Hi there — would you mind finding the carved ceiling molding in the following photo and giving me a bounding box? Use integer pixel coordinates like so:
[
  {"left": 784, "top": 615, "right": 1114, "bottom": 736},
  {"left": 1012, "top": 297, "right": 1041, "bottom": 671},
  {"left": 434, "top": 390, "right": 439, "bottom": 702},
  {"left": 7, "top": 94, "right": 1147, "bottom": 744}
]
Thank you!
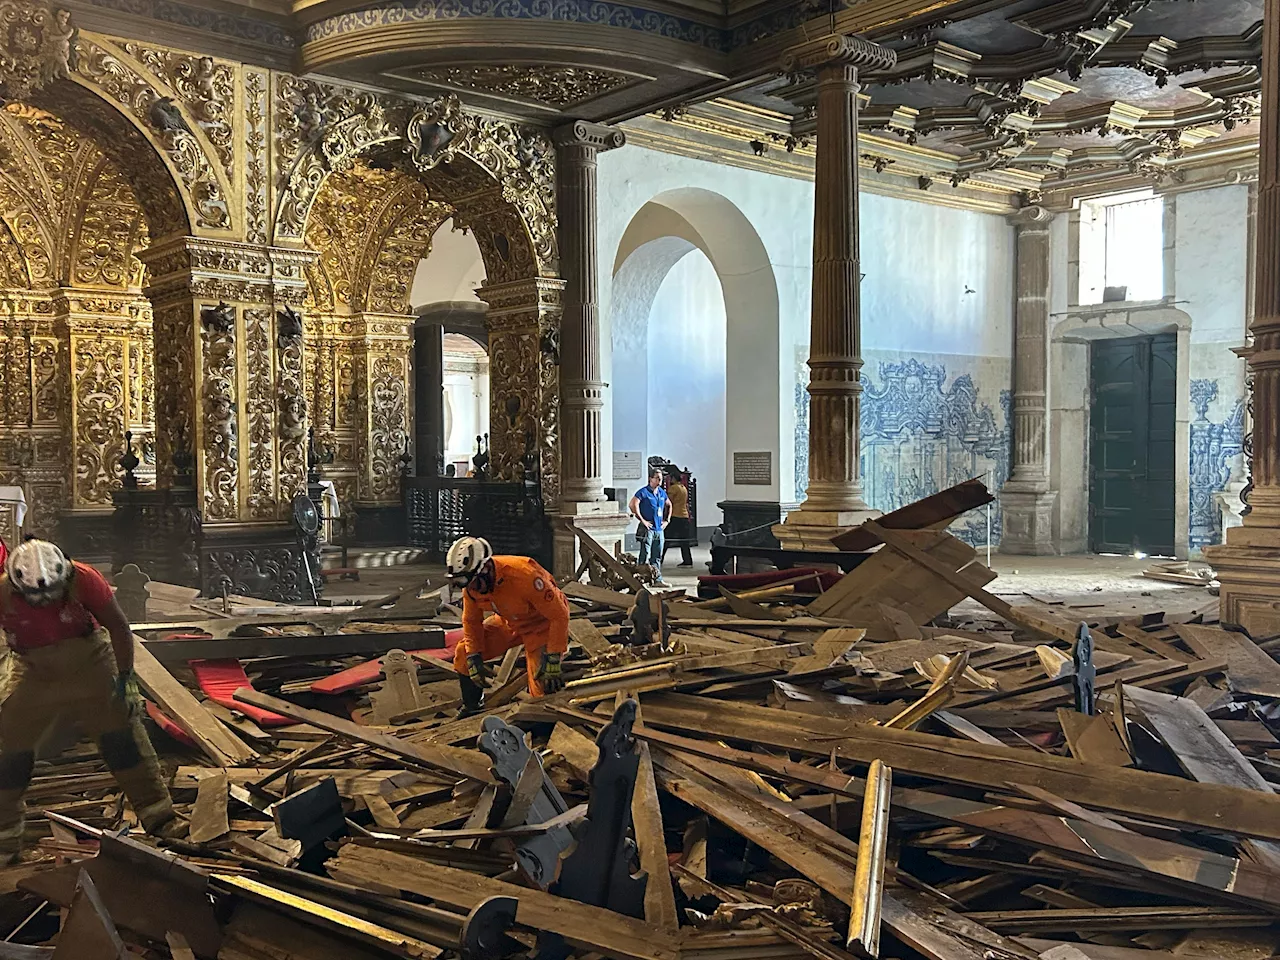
[{"left": 407, "top": 64, "right": 638, "bottom": 108}]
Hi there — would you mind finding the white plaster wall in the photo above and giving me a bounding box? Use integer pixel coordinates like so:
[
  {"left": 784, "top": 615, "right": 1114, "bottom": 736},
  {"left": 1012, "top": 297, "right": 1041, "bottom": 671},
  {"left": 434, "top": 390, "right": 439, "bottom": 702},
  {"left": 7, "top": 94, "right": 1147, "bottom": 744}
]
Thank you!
[
  {"left": 645, "top": 250, "right": 728, "bottom": 524},
  {"left": 599, "top": 145, "right": 813, "bottom": 507},
  {"left": 1046, "top": 185, "right": 1251, "bottom": 556},
  {"left": 410, "top": 218, "right": 486, "bottom": 307}
]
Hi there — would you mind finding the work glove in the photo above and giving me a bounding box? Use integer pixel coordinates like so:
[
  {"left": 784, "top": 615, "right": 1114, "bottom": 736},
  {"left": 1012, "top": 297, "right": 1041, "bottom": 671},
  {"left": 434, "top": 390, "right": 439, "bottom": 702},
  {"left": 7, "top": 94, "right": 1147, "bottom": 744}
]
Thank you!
[
  {"left": 466, "top": 653, "right": 493, "bottom": 689},
  {"left": 112, "top": 668, "right": 141, "bottom": 718},
  {"left": 537, "top": 651, "right": 564, "bottom": 695}
]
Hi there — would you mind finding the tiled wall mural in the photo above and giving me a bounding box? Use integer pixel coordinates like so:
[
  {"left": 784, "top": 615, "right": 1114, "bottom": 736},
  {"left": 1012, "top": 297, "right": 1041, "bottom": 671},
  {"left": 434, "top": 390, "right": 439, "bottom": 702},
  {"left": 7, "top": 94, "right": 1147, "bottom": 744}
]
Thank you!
[
  {"left": 794, "top": 355, "right": 1011, "bottom": 547},
  {"left": 1189, "top": 378, "right": 1244, "bottom": 553}
]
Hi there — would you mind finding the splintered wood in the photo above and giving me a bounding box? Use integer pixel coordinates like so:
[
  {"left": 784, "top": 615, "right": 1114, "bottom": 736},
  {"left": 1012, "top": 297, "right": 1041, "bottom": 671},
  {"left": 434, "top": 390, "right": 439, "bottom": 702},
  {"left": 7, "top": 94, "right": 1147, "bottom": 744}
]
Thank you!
[{"left": 4, "top": 479, "right": 1278, "bottom": 960}]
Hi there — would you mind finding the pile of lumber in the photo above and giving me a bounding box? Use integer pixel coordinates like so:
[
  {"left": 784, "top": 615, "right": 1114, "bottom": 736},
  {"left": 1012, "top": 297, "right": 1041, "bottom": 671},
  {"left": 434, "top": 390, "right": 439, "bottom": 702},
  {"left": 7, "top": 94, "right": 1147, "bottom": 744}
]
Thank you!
[{"left": 2, "top": 485, "right": 1279, "bottom": 960}]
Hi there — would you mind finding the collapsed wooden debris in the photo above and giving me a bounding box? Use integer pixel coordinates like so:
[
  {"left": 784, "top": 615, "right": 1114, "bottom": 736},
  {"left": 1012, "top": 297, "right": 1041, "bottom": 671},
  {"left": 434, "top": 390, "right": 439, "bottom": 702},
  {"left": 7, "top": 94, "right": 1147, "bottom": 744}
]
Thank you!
[{"left": 0, "top": 479, "right": 1278, "bottom": 959}]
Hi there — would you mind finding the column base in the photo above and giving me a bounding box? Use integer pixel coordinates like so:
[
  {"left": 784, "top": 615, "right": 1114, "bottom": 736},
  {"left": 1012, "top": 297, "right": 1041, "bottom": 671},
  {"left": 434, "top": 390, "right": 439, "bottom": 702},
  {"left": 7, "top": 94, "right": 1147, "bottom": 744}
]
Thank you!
[
  {"left": 1204, "top": 526, "right": 1280, "bottom": 638},
  {"left": 772, "top": 505, "right": 882, "bottom": 552},
  {"left": 999, "top": 488, "right": 1058, "bottom": 555},
  {"left": 554, "top": 500, "right": 631, "bottom": 577}
]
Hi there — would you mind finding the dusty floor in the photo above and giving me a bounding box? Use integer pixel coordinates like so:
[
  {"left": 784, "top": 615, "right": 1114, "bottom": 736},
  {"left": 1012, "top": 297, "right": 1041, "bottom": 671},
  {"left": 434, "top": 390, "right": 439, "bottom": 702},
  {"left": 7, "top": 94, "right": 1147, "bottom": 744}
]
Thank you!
[{"left": 323, "top": 544, "right": 1217, "bottom": 620}]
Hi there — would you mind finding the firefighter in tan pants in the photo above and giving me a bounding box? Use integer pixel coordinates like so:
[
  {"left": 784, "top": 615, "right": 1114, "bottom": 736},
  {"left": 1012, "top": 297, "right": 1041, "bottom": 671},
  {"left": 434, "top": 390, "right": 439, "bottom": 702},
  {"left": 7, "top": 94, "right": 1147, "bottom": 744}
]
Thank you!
[{"left": 0, "top": 538, "right": 181, "bottom": 861}]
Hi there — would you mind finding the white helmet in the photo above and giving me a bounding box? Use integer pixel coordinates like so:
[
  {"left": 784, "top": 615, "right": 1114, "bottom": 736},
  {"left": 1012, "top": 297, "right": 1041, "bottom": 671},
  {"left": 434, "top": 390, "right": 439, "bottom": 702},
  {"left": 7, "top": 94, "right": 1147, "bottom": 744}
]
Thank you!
[
  {"left": 446, "top": 536, "right": 493, "bottom": 585},
  {"left": 6, "top": 538, "right": 72, "bottom": 607}
]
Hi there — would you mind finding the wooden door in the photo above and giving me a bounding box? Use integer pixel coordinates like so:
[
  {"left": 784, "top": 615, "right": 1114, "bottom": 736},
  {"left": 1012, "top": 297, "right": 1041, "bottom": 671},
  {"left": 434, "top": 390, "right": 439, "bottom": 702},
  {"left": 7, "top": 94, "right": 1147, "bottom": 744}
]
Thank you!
[{"left": 1089, "top": 333, "right": 1177, "bottom": 555}]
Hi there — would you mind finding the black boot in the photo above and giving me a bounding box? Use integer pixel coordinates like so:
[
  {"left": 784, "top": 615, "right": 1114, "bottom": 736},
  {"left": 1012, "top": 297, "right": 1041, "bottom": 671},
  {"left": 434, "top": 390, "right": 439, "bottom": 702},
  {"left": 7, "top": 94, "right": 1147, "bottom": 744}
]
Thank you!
[{"left": 456, "top": 674, "right": 486, "bottom": 718}]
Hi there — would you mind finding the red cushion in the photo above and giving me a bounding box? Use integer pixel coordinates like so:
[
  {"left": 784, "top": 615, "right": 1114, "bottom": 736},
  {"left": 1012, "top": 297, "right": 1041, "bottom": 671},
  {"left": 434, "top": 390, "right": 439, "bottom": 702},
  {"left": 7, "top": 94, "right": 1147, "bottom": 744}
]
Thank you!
[
  {"left": 189, "top": 659, "right": 292, "bottom": 726},
  {"left": 145, "top": 700, "right": 197, "bottom": 748},
  {"left": 310, "top": 628, "right": 464, "bottom": 695}
]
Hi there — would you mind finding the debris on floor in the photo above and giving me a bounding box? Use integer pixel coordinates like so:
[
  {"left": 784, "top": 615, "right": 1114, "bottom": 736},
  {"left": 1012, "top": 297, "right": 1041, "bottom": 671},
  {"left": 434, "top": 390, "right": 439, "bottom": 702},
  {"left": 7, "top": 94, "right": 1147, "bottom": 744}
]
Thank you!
[{"left": 1, "top": 480, "right": 1277, "bottom": 960}]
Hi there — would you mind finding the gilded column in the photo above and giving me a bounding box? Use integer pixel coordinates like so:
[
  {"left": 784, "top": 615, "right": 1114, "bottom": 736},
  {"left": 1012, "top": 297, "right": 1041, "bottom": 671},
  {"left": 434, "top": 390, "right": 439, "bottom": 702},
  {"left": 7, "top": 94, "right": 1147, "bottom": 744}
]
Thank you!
[
  {"left": 775, "top": 35, "right": 897, "bottom": 551},
  {"left": 351, "top": 313, "right": 413, "bottom": 545},
  {"left": 1000, "top": 206, "right": 1058, "bottom": 554},
  {"left": 554, "top": 120, "right": 625, "bottom": 504},
  {"left": 1206, "top": 0, "right": 1280, "bottom": 636}
]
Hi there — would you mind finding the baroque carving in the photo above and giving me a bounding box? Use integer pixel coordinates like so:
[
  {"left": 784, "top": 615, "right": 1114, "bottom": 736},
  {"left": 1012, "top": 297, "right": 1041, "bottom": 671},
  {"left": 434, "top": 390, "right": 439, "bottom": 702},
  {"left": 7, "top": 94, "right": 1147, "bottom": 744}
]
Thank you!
[
  {"left": 277, "top": 322, "right": 306, "bottom": 505},
  {"left": 0, "top": 2, "right": 75, "bottom": 99},
  {"left": 243, "top": 308, "right": 276, "bottom": 520},
  {"left": 201, "top": 309, "right": 237, "bottom": 519},
  {"left": 410, "top": 65, "right": 634, "bottom": 108},
  {"left": 71, "top": 334, "right": 126, "bottom": 506},
  {"left": 125, "top": 45, "right": 236, "bottom": 186},
  {"left": 244, "top": 69, "right": 268, "bottom": 245},
  {"left": 75, "top": 36, "right": 228, "bottom": 229}
]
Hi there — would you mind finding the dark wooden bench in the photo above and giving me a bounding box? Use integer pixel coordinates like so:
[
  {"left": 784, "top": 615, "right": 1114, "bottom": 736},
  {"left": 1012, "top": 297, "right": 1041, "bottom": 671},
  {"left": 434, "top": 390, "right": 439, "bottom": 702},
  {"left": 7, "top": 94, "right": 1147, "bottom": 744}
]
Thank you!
[{"left": 709, "top": 544, "right": 870, "bottom": 576}]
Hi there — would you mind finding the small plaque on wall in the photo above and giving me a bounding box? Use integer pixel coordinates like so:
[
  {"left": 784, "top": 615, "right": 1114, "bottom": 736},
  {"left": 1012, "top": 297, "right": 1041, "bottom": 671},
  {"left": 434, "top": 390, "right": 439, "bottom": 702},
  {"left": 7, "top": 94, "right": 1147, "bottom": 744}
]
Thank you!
[
  {"left": 733, "top": 452, "right": 772, "bottom": 485},
  {"left": 614, "top": 450, "right": 643, "bottom": 481}
]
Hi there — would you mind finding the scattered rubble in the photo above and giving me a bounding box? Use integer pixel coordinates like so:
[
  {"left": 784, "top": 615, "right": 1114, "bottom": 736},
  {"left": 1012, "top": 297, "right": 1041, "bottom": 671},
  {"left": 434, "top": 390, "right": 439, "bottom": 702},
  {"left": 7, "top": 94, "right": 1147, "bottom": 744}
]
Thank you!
[{"left": 1, "top": 480, "right": 1277, "bottom": 960}]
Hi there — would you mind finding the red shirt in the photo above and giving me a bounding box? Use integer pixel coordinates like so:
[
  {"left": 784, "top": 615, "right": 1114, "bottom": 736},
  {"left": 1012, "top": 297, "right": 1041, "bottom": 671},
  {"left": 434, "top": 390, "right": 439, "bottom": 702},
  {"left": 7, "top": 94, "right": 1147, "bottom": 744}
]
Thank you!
[{"left": 0, "top": 562, "right": 115, "bottom": 652}]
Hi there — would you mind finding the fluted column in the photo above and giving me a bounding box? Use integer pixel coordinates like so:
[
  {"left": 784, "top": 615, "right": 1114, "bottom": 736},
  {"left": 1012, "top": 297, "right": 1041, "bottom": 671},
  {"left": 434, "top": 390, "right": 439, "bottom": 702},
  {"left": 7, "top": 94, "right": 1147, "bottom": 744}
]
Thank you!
[
  {"left": 555, "top": 120, "right": 625, "bottom": 504},
  {"left": 1000, "top": 205, "right": 1058, "bottom": 554},
  {"left": 774, "top": 35, "right": 897, "bottom": 550},
  {"left": 1205, "top": 0, "right": 1280, "bottom": 636},
  {"left": 551, "top": 120, "right": 631, "bottom": 575}
]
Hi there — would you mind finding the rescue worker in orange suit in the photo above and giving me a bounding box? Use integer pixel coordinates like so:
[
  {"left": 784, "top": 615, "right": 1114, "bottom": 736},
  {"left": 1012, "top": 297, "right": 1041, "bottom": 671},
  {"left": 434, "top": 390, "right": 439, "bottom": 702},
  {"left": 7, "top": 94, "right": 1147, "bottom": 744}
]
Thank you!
[
  {"left": 0, "top": 538, "right": 182, "bottom": 862},
  {"left": 446, "top": 537, "right": 568, "bottom": 716}
]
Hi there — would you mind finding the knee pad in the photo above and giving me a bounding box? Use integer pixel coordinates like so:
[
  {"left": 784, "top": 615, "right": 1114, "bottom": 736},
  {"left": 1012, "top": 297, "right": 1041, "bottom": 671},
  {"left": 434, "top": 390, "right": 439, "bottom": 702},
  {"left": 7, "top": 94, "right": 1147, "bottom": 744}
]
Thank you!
[
  {"left": 98, "top": 728, "right": 142, "bottom": 771},
  {"left": 0, "top": 751, "right": 34, "bottom": 791}
]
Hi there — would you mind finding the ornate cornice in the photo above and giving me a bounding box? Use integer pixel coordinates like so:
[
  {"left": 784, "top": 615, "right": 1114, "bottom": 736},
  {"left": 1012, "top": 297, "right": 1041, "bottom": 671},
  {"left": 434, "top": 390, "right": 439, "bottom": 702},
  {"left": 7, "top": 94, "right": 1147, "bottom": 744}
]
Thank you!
[
  {"left": 553, "top": 120, "right": 626, "bottom": 152},
  {"left": 781, "top": 34, "right": 898, "bottom": 74}
]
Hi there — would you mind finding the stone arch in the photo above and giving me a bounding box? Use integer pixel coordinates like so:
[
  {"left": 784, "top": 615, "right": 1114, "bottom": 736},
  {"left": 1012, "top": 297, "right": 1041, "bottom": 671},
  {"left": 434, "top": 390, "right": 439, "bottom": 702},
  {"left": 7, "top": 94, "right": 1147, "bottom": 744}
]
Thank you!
[{"left": 610, "top": 187, "right": 781, "bottom": 518}]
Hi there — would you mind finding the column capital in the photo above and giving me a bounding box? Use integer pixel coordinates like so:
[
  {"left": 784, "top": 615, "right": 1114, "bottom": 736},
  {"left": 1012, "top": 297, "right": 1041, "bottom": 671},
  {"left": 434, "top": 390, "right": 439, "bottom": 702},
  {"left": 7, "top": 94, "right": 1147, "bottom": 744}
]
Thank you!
[
  {"left": 781, "top": 34, "right": 897, "bottom": 74},
  {"left": 1008, "top": 204, "right": 1054, "bottom": 229},
  {"left": 552, "top": 120, "right": 626, "bottom": 153}
]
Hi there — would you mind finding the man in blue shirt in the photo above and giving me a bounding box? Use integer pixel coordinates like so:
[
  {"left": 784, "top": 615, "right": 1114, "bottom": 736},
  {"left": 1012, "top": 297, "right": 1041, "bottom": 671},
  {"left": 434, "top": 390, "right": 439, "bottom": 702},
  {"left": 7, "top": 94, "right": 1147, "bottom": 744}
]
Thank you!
[{"left": 630, "top": 468, "right": 672, "bottom": 584}]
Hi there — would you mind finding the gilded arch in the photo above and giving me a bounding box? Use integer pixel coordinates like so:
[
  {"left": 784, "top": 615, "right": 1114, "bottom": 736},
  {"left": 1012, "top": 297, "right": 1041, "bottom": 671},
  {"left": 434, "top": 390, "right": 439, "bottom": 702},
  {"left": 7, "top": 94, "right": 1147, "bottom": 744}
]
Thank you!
[{"left": 277, "top": 83, "right": 565, "bottom": 506}]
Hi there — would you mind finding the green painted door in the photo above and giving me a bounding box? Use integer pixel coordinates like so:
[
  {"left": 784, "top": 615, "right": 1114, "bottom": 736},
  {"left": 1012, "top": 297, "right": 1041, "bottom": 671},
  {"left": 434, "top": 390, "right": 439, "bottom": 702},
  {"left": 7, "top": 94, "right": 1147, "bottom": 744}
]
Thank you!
[{"left": 1089, "top": 333, "right": 1177, "bottom": 556}]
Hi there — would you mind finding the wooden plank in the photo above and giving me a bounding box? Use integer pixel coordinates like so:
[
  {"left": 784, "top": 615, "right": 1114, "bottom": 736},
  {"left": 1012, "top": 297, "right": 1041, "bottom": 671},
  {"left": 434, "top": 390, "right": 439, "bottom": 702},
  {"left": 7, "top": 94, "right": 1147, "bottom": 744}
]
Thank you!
[
  {"left": 628, "top": 724, "right": 1280, "bottom": 913},
  {"left": 1057, "top": 710, "right": 1133, "bottom": 767},
  {"left": 569, "top": 618, "right": 613, "bottom": 657},
  {"left": 861, "top": 521, "right": 1077, "bottom": 643},
  {"left": 632, "top": 742, "right": 678, "bottom": 932},
  {"left": 132, "top": 637, "right": 256, "bottom": 766},
  {"left": 830, "top": 478, "right": 994, "bottom": 552},
  {"left": 1123, "top": 684, "right": 1280, "bottom": 872},
  {"left": 189, "top": 771, "right": 230, "bottom": 844},
  {"left": 327, "top": 844, "right": 680, "bottom": 960},
  {"left": 649, "top": 750, "right": 1032, "bottom": 960},
  {"left": 562, "top": 520, "right": 645, "bottom": 593},
  {"left": 233, "top": 688, "right": 493, "bottom": 784},
  {"left": 1175, "top": 625, "right": 1280, "bottom": 698},
  {"left": 636, "top": 693, "right": 1280, "bottom": 842},
  {"left": 563, "top": 582, "right": 636, "bottom": 612},
  {"left": 1115, "top": 623, "right": 1196, "bottom": 664}
]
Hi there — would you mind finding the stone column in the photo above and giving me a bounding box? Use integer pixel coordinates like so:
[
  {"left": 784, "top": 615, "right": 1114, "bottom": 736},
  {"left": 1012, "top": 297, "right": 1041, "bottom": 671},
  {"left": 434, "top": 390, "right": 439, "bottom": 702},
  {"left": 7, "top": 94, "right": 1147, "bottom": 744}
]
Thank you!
[
  {"left": 999, "top": 206, "right": 1059, "bottom": 554},
  {"left": 550, "top": 121, "right": 631, "bottom": 573},
  {"left": 1205, "top": 0, "right": 1280, "bottom": 636},
  {"left": 554, "top": 121, "right": 625, "bottom": 504},
  {"left": 414, "top": 320, "right": 445, "bottom": 477},
  {"left": 774, "top": 35, "right": 897, "bottom": 551}
]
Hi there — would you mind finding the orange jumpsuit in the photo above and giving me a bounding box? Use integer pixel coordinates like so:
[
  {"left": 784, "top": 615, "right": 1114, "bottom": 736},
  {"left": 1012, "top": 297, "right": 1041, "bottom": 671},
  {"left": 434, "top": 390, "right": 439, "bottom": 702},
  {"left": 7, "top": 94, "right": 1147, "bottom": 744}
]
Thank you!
[{"left": 452, "top": 556, "right": 569, "bottom": 696}]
